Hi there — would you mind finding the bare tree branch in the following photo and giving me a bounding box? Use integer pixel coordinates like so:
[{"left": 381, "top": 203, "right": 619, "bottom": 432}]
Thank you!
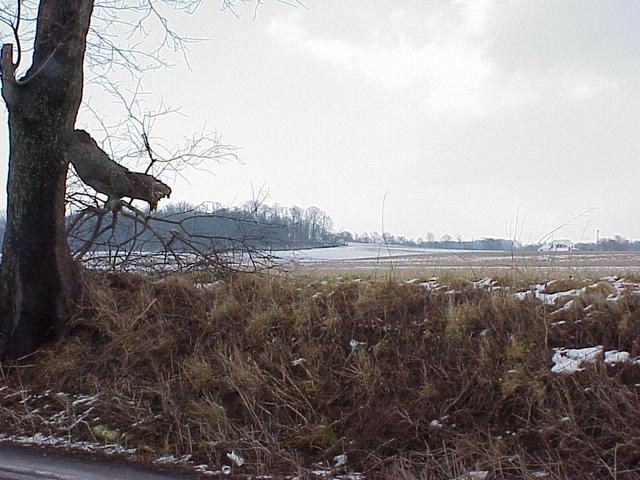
[{"left": 1, "top": 0, "right": 304, "bottom": 275}]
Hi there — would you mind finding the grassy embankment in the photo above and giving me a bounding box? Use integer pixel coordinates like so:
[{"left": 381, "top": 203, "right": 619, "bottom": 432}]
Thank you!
[{"left": 0, "top": 270, "right": 639, "bottom": 479}]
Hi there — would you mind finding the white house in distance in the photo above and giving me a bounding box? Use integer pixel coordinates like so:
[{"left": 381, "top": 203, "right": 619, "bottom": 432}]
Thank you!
[{"left": 538, "top": 239, "right": 577, "bottom": 252}]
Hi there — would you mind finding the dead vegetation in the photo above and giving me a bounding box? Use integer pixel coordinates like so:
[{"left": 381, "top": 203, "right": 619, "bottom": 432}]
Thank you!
[{"left": 0, "top": 271, "right": 639, "bottom": 479}]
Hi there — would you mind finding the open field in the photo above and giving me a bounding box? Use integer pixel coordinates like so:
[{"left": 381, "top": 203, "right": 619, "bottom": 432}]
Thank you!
[
  {"left": 79, "top": 244, "right": 640, "bottom": 280},
  {"left": 279, "top": 244, "right": 640, "bottom": 279}
]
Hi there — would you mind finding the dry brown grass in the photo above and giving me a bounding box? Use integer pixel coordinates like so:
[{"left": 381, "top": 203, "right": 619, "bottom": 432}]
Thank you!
[{"left": 0, "top": 271, "right": 639, "bottom": 479}]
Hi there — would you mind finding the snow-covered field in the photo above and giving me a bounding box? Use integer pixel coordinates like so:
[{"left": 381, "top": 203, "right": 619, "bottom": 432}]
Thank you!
[
  {"left": 274, "top": 243, "right": 640, "bottom": 273},
  {"left": 273, "top": 243, "right": 477, "bottom": 262},
  {"left": 80, "top": 243, "right": 640, "bottom": 275}
]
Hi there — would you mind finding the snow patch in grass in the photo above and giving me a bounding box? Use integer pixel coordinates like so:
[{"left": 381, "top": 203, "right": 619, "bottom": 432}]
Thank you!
[
  {"left": 292, "top": 357, "right": 306, "bottom": 366},
  {"left": 70, "top": 393, "right": 99, "bottom": 407},
  {"left": 537, "top": 288, "right": 583, "bottom": 305},
  {"left": 550, "top": 320, "right": 566, "bottom": 327},
  {"left": 472, "top": 278, "right": 495, "bottom": 289},
  {"left": 551, "top": 346, "right": 603, "bottom": 374},
  {"left": 419, "top": 280, "right": 440, "bottom": 291},
  {"left": 550, "top": 347, "right": 633, "bottom": 373},
  {"left": 429, "top": 419, "right": 443, "bottom": 429},
  {"left": 604, "top": 350, "right": 630, "bottom": 364},
  {"left": 531, "top": 471, "right": 550, "bottom": 478},
  {"left": 155, "top": 454, "right": 192, "bottom": 464},
  {"left": 0, "top": 432, "right": 136, "bottom": 455},
  {"left": 227, "top": 450, "right": 245, "bottom": 466},
  {"left": 195, "top": 280, "right": 223, "bottom": 289},
  {"left": 607, "top": 293, "right": 622, "bottom": 302},
  {"left": 333, "top": 453, "right": 348, "bottom": 467},
  {"left": 452, "top": 471, "right": 489, "bottom": 480}
]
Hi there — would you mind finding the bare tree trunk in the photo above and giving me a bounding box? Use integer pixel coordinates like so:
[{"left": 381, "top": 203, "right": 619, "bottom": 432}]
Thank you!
[{"left": 0, "top": 0, "right": 94, "bottom": 359}]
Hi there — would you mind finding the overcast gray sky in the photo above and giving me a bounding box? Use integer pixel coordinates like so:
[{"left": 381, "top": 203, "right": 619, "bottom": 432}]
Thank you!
[{"left": 2, "top": 0, "right": 640, "bottom": 243}]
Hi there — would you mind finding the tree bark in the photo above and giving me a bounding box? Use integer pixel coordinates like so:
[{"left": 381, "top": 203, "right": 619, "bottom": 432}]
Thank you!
[
  {"left": 69, "top": 130, "right": 171, "bottom": 211},
  {"left": 0, "top": 0, "right": 94, "bottom": 359}
]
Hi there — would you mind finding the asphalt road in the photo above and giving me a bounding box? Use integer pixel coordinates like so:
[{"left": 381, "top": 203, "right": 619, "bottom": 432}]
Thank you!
[{"left": 0, "top": 445, "right": 195, "bottom": 480}]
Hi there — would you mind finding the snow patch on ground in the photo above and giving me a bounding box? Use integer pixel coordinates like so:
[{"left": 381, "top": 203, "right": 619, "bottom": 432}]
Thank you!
[
  {"left": 604, "top": 350, "right": 631, "bottom": 364},
  {"left": 514, "top": 276, "right": 640, "bottom": 308},
  {"left": 551, "top": 346, "right": 633, "bottom": 374},
  {"left": 551, "top": 346, "right": 603, "bottom": 374},
  {"left": 452, "top": 471, "right": 489, "bottom": 480},
  {"left": 419, "top": 279, "right": 440, "bottom": 291},
  {"left": 333, "top": 453, "right": 348, "bottom": 467},
  {"left": 0, "top": 432, "right": 136, "bottom": 455},
  {"left": 227, "top": 450, "right": 245, "bottom": 466},
  {"left": 514, "top": 283, "right": 584, "bottom": 304},
  {"left": 472, "top": 278, "right": 496, "bottom": 289}
]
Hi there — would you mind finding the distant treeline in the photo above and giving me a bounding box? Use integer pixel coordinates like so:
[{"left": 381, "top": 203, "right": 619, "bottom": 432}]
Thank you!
[
  {"left": 335, "top": 231, "right": 520, "bottom": 251},
  {"left": 0, "top": 203, "right": 341, "bottom": 252},
  {"left": 336, "top": 231, "right": 640, "bottom": 252},
  {"left": 65, "top": 202, "right": 343, "bottom": 252},
  {"left": 577, "top": 236, "right": 640, "bottom": 252},
  {"left": 0, "top": 206, "right": 637, "bottom": 252}
]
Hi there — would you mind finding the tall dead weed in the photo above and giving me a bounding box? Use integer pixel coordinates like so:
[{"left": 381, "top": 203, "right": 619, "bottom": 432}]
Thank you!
[{"left": 0, "top": 271, "right": 639, "bottom": 479}]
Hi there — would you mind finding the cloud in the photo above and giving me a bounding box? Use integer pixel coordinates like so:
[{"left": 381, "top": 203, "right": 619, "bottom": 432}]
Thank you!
[
  {"left": 267, "top": 3, "right": 623, "bottom": 116},
  {"left": 267, "top": 17, "right": 356, "bottom": 65},
  {"left": 268, "top": 13, "right": 493, "bottom": 114},
  {"left": 457, "top": 0, "right": 491, "bottom": 35}
]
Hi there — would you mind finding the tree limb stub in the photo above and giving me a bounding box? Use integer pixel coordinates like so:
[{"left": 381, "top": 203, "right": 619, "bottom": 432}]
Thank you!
[
  {"left": 0, "top": 44, "right": 16, "bottom": 80},
  {"left": 68, "top": 130, "right": 171, "bottom": 211},
  {"left": 0, "top": 44, "right": 18, "bottom": 104}
]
